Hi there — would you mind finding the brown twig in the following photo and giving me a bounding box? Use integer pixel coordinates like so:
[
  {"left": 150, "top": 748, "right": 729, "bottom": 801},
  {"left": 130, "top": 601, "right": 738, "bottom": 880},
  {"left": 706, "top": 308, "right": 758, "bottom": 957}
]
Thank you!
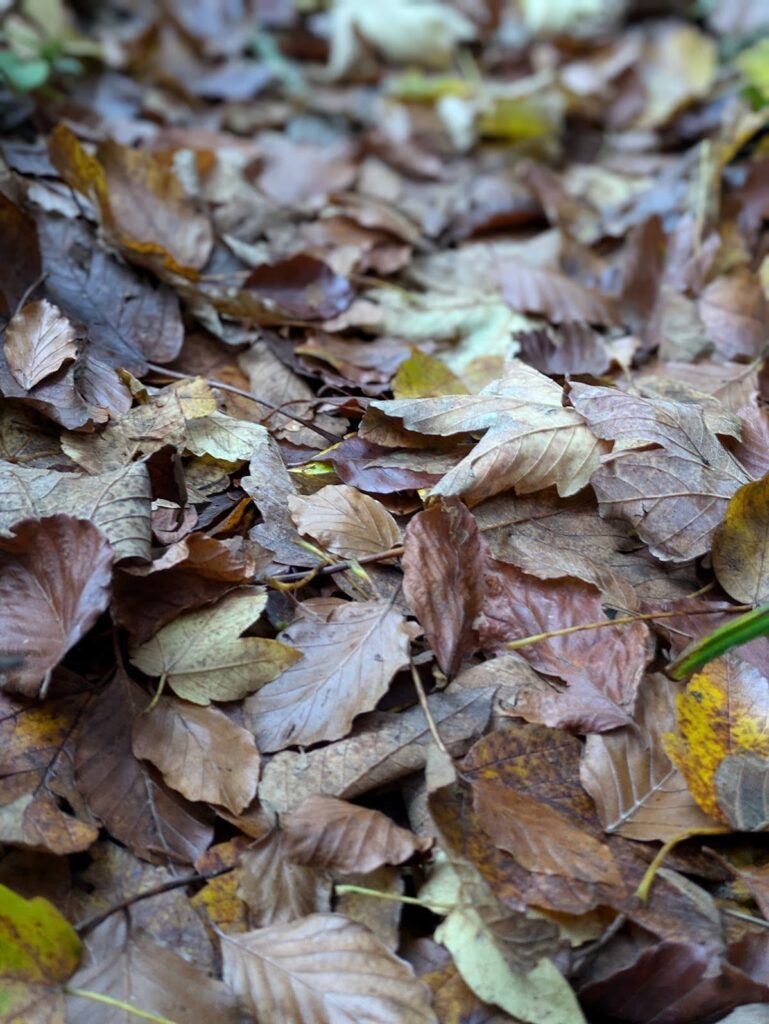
[
  {"left": 75, "top": 867, "right": 231, "bottom": 937},
  {"left": 145, "top": 362, "right": 341, "bottom": 444},
  {"left": 410, "top": 658, "right": 450, "bottom": 758},
  {"left": 264, "top": 545, "right": 405, "bottom": 585}
]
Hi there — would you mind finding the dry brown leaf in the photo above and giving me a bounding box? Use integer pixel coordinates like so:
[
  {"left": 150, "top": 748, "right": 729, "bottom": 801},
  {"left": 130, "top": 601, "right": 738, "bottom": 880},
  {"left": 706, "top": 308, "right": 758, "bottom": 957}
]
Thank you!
[
  {"left": 580, "top": 673, "right": 716, "bottom": 841},
  {"left": 570, "top": 383, "right": 749, "bottom": 560},
  {"left": 478, "top": 559, "right": 648, "bottom": 729},
  {"left": 75, "top": 670, "right": 214, "bottom": 865},
  {"left": 402, "top": 498, "right": 486, "bottom": 677},
  {"left": 237, "top": 829, "right": 332, "bottom": 927},
  {"left": 4, "top": 300, "right": 78, "bottom": 391},
  {"left": 698, "top": 267, "right": 769, "bottom": 360},
  {"left": 0, "top": 683, "right": 99, "bottom": 855},
  {"left": 259, "top": 688, "right": 496, "bottom": 814},
  {"left": 735, "top": 404, "right": 769, "bottom": 480},
  {"left": 475, "top": 491, "right": 695, "bottom": 609},
  {"left": 368, "top": 362, "right": 607, "bottom": 505},
  {"left": 67, "top": 930, "right": 238, "bottom": 1024},
  {"left": 245, "top": 598, "right": 417, "bottom": 752},
  {"left": 221, "top": 913, "right": 437, "bottom": 1024},
  {"left": 282, "top": 795, "right": 432, "bottom": 874},
  {"left": 497, "top": 260, "right": 618, "bottom": 325},
  {"left": 131, "top": 697, "right": 260, "bottom": 815},
  {"left": 0, "top": 516, "right": 112, "bottom": 697},
  {"left": 113, "top": 534, "right": 262, "bottom": 645},
  {"left": 288, "top": 484, "right": 401, "bottom": 559},
  {"left": 0, "top": 461, "right": 152, "bottom": 562},
  {"left": 472, "top": 778, "right": 623, "bottom": 886}
]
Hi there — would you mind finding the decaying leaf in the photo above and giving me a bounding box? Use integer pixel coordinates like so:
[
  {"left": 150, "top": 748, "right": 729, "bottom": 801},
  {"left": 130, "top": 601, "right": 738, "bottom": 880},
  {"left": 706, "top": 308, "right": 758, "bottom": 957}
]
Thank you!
[
  {"left": 282, "top": 795, "right": 432, "bottom": 874},
  {"left": 237, "top": 829, "right": 332, "bottom": 928},
  {"left": 245, "top": 598, "right": 417, "bottom": 752},
  {"left": 129, "top": 589, "right": 300, "bottom": 705},
  {"left": 0, "top": 516, "right": 112, "bottom": 697},
  {"left": 288, "top": 484, "right": 401, "bottom": 559},
  {"left": 4, "top": 299, "right": 78, "bottom": 391},
  {"left": 712, "top": 476, "right": 769, "bottom": 604},
  {"left": 665, "top": 654, "right": 769, "bottom": 823},
  {"left": 132, "top": 697, "right": 261, "bottom": 814},
  {"left": 221, "top": 913, "right": 438, "bottom": 1024},
  {"left": 0, "top": 883, "right": 82, "bottom": 1023},
  {"left": 402, "top": 498, "right": 486, "bottom": 676}
]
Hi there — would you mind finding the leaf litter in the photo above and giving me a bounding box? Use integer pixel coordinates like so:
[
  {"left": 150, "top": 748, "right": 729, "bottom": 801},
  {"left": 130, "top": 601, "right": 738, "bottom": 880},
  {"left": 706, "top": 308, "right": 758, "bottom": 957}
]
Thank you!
[{"left": 4, "top": 1, "right": 769, "bottom": 1022}]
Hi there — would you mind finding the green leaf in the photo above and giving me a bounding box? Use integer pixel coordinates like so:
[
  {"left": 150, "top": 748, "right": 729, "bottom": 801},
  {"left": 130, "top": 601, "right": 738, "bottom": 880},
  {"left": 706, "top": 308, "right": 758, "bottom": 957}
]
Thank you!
[
  {"left": 0, "top": 51, "right": 50, "bottom": 91},
  {"left": 668, "top": 604, "right": 769, "bottom": 680},
  {"left": 0, "top": 883, "right": 81, "bottom": 1020}
]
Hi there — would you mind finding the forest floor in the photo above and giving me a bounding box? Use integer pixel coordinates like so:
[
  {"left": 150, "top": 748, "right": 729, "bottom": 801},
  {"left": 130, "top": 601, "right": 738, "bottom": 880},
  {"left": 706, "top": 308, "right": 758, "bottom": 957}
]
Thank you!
[{"left": 3, "top": 1, "right": 769, "bottom": 1022}]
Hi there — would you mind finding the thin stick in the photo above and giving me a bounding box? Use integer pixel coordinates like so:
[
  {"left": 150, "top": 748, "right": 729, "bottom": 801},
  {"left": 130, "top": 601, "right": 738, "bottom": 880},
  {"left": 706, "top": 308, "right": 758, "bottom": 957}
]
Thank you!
[
  {"left": 410, "top": 659, "right": 450, "bottom": 758},
  {"left": 265, "top": 545, "right": 405, "bottom": 585},
  {"left": 145, "top": 362, "right": 341, "bottom": 444},
  {"left": 506, "top": 605, "right": 751, "bottom": 651},
  {"left": 64, "top": 988, "right": 179, "bottom": 1024},
  {"left": 76, "top": 867, "right": 230, "bottom": 937}
]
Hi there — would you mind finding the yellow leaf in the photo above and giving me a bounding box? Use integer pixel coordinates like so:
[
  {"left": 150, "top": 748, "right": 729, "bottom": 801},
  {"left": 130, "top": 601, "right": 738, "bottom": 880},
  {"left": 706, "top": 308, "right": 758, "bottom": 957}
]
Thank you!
[
  {"left": 392, "top": 349, "right": 469, "bottom": 400},
  {"left": 713, "top": 476, "right": 769, "bottom": 604},
  {"left": 664, "top": 654, "right": 769, "bottom": 822}
]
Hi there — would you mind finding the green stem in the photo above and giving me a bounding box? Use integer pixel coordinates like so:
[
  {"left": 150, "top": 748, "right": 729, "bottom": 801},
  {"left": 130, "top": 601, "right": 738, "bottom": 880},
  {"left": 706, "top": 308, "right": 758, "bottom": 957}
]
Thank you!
[
  {"left": 64, "top": 987, "right": 179, "bottom": 1024},
  {"left": 335, "top": 883, "right": 450, "bottom": 913}
]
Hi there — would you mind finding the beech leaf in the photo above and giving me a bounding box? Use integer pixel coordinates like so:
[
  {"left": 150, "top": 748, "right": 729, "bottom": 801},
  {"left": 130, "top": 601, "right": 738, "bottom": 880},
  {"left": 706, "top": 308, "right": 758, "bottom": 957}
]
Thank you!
[
  {"left": 245, "top": 598, "right": 417, "bottom": 752},
  {"left": 4, "top": 299, "right": 78, "bottom": 391},
  {"left": 0, "top": 516, "right": 112, "bottom": 697},
  {"left": 129, "top": 589, "right": 300, "bottom": 705},
  {"left": 221, "top": 913, "right": 438, "bottom": 1024},
  {"left": 288, "top": 484, "right": 401, "bottom": 559}
]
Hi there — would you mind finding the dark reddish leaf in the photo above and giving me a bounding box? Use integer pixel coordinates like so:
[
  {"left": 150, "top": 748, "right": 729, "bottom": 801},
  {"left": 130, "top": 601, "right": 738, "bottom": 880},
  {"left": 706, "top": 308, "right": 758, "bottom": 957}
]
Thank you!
[
  {"left": 244, "top": 255, "right": 354, "bottom": 321},
  {"left": 0, "top": 516, "right": 112, "bottom": 697},
  {"left": 402, "top": 499, "right": 486, "bottom": 677}
]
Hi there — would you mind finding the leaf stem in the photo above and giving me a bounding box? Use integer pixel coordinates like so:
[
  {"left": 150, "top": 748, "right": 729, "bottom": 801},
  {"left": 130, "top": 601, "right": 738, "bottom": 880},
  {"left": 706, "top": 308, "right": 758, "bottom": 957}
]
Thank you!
[
  {"left": 635, "top": 826, "right": 731, "bottom": 902},
  {"left": 64, "top": 987, "right": 180, "bottom": 1024},
  {"left": 335, "top": 883, "right": 450, "bottom": 913},
  {"left": 506, "top": 605, "right": 751, "bottom": 651},
  {"left": 265, "top": 545, "right": 404, "bottom": 585}
]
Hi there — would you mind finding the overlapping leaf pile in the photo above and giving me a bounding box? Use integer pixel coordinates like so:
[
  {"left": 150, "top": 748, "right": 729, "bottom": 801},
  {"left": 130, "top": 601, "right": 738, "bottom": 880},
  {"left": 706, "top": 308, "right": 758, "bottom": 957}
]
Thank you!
[{"left": 4, "top": 1, "right": 769, "bottom": 1022}]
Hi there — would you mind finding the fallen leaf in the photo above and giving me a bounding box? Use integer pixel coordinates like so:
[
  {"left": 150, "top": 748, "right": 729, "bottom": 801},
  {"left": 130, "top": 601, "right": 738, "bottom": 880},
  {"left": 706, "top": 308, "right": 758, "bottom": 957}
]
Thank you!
[
  {"left": 129, "top": 589, "right": 300, "bottom": 705},
  {"left": 698, "top": 267, "right": 769, "bottom": 360},
  {"left": 237, "top": 829, "right": 332, "bottom": 928},
  {"left": 37, "top": 214, "right": 184, "bottom": 375},
  {"left": 66, "top": 930, "right": 238, "bottom": 1024},
  {"left": 473, "top": 777, "right": 622, "bottom": 887},
  {"left": 665, "top": 654, "right": 769, "bottom": 823},
  {"left": 497, "top": 261, "right": 618, "bottom": 325},
  {"left": 636, "top": 22, "right": 717, "bottom": 129},
  {"left": 0, "top": 516, "right": 112, "bottom": 697},
  {"left": 712, "top": 476, "right": 769, "bottom": 604},
  {"left": 132, "top": 697, "right": 261, "bottom": 815},
  {"left": 580, "top": 673, "right": 717, "bottom": 841},
  {"left": 184, "top": 410, "right": 269, "bottom": 463},
  {"left": 74, "top": 670, "right": 214, "bottom": 865},
  {"left": 402, "top": 498, "right": 486, "bottom": 676},
  {"left": 392, "top": 348, "right": 469, "bottom": 399},
  {"left": 49, "top": 125, "right": 214, "bottom": 274},
  {"left": 0, "top": 193, "right": 42, "bottom": 320},
  {"left": 288, "top": 484, "right": 402, "bottom": 559},
  {"left": 244, "top": 255, "right": 354, "bottom": 320},
  {"left": 282, "top": 795, "right": 432, "bottom": 873},
  {"left": 419, "top": 854, "right": 585, "bottom": 1024},
  {"left": 368, "top": 362, "right": 607, "bottom": 504},
  {"left": 259, "top": 688, "right": 496, "bottom": 814},
  {"left": 245, "top": 598, "right": 416, "bottom": 752},
  {"left": 4, "top": 299, "right": 78, "bottom": 391},
  {"left": 0, "top": 461, "right": 152, "bottom": 562},
  {"left": 715, "top": 751, "right": 769, "bottom": 830},
  {"left": 221, "top": 913, "right": 438, "bottom": 1024},
  {"left": 0, "top": 883, "right": 81, "bottom": 1023},
  {"left": 0, "top": 684, "right": 99, "bottom": 855},
  {"left": 113, "top": 533, "right": 261, "bottom": 644},
  {"left": 478, "top": 559, "right": 648, "bottom": 727}
]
